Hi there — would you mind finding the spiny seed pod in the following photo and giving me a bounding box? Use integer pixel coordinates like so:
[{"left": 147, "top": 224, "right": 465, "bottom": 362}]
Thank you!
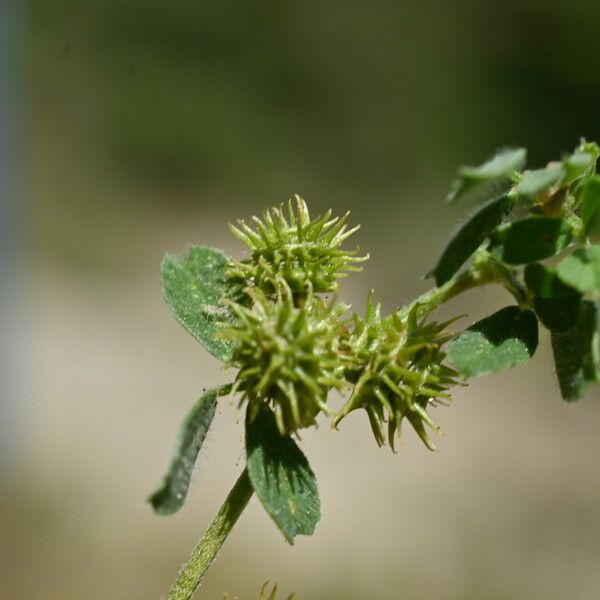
[
  {"left": 228, "top": 195, "right": 368, "bottom": 295},
  {"left": 334, "top": 293, "right": 459, "bottom": 451},
  {"left": 221, "top": 279, "right": 348, "bottom": 435}
]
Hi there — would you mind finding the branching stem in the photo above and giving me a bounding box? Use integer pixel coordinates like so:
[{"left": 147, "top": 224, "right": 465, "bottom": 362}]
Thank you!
[
  {"left": 399, "top": 253, "right": 527, "bottom": 320},
  {"left": 166, "top": 468, "right": 254, "bottom": 600}
]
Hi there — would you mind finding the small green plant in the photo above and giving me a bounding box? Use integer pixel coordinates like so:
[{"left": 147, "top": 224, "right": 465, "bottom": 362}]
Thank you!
[{"left": 150, "top": 141, "right": 600, "bottom": 599}]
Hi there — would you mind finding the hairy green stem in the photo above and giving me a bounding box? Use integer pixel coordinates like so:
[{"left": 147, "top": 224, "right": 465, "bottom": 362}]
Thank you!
[
  {"left": 399, "top": 255, "right": 526, "bottom": 320},
  {"left": 166, "top": 469, "right": 254, "bottom": 600}
]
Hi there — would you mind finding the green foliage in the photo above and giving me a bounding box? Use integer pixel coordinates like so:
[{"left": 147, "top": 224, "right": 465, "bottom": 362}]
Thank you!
[
  {"left": 446, "top": 307, "right": 538, "bottom": 378},
  {"left": 246, "top": 405, "right": 320, "bottom": 544},
  {"left": 515, "top": 141, "right": 598, "bottom": 200},
  {"left": 148, "top": 387, "right": 222, "bottom": 515},
  {"left": 446, "top": 148, "right": 526, "bottom": 203},
  {"left": 580, "top": 176, "right": 600, "bottom": 237},
  {"left": 524, "top": 262, "right": 576, "bottom": 298},
  {"left": 551, "top": 301, "right": 599, "bottom": 401},
  {"left": 490, "top": 217, "right": 573, "bottom": 264},
  {"left": 429, "top": 194, "right": 515, "bottom": 285},
  {"left": 556, "top": 246, "right": 600, "bottom": 294},
  {"left": 516, "top": 164, "right": 565, "bottom": 198},
  {"left": 564, "top": 151, "right": 596, "bottom": 184},
  {"left": 154, "top": 139, "right": 600, "bottom": 600},
  {"left": 565, "top": 141, "right": 600, "bottom": 185},
  {"left": 524, "top": 263, "right": 581, "bottom": 332},
  {"left": 161, "top": 246, "right": 246, "bottom": 362}
]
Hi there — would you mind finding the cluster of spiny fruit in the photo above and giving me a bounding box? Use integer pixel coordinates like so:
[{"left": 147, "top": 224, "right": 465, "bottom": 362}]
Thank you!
[{"left": 221, "top": 196, "right": 458, "bottom": 450}]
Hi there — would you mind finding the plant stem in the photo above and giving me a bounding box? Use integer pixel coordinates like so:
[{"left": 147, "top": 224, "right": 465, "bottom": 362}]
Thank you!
[
  {"left": 166, "top": 468, "right": 254, "bottom": 600},
  {"left": 399, "top": 255, "right": 527, "bottom": 320}
]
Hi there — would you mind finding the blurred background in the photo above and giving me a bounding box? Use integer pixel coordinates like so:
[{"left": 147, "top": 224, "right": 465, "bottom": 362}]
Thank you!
[{"left": 2, "top": 2, "right": 600, "bottom": 598}]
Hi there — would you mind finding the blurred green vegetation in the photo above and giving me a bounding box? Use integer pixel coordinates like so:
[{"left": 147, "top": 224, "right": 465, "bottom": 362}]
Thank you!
[{"left": 32, "top": 1, "right": 600, "bottom": 202}]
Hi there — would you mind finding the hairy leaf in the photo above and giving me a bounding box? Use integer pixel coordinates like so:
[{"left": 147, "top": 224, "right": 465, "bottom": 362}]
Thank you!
[
  {"left": 580, "top": 176, "right": 600, "bottom": 237},
  {"left": 566, "top": 141, "right": 599, "bottom": 186},
  {"left": 564, "top": 152, "right": 595, "bottom": 184},
  {"left": 556, "top": 246, "right": 600, "bottom": 294},
  {"left": 524, "top": 263, "right": 581, "bottom": 332},
  {"left": 517, "top": 164, "right": 565, "bottom": 198},
  {"left": 447, "top": 148, "right": 526, "bottom": 203},
  {"left": 551, "top": 301, "right": 599, "bottom": 401},
  {"left": 430, "top": 194, "right": 515, "bottom": 286},
  {"left": 492, "top": 217, "right": 573, "bottom": 264},
  {"left": 162, "top": 245, "right": 245, "bottom": 362},
  {"left": 447, "top": 306, "right": 538, "bottom": 378},
  {"left": 246, "top": 406, "right": 320, "bottom": 544},
  {"left": 148, "top": 387, "right": 220, "bottom": 515}
]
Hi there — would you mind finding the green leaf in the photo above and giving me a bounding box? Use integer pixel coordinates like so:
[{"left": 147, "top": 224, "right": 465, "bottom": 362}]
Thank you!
[
  {"left": 516, "top": 164, "right": 565, "bottom": 198},
  {"left": 447, "top": 306, "right": 538, "bottom": 378},
  {"left": 556, "top": 246, "right": 600, "bottom": 294},
  {"left": 551, "top": 301, "right": 599, "bottom": 401},
  {"left": 148, "top": 387, "right": 221, "bottom": 515},
  {"left": 531, "top": 297, "right": 581, "bottom": 333},
  {"left": 430, "top": 194, "right": 515, "bottom": 286},
  {"left": 576, "top": 140, "right": 600, "bottom": 160},
  {"left": 524, "top": 263, "right": 581, "bottom": 332},
  {"left": 245, "top": 405, "right": 320, "bottom": 544},
  {"left": 564, "top": 152, "right": 595, "bottom": 183},
  {"left": 491, "top": 217, "right": 573, "bottom": 264},
  {"left": 161, "top": 245, "right": 245, "bottom": 362},
  {"left": 524, "top": 263, "right": 563, "bottom": 298},
  {"left": 566, "top": 140, "right": 599, "bottom": 186},
  {"left": 580, "top": 176, "right": 600, "bottom": 237},
  {"left": 447, "top": 148, "right": 526, "bottom": 203}
]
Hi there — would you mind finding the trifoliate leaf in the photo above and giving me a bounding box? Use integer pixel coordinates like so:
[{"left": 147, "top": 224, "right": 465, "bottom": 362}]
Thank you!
[
  {"left": 556, "top": 246, "right": 600, "bottom": 294},
  {"left": 551, "top": 301, "right": 599, "bottom": 401},
  {"left": 516, "top": 164, "right": 565, "bottom": 198},
  {"left": 429, "top": 194, "right": 515, "bottom": 286},
  {"left": 491, "top": 217, "right": 573, "bottom": 264},
  {"left": 447, "top": 148, "right": 526, "bottom": 203},
  {"left": 161, "top": 245, "right": 245, "bottom": 362},
  {"left": 148, "top": 387, "right": 220, "bottom": 515},
  {"left": 580, "top": 176, "right": 600, "bottom": 237},
  {"left": 524, "top": 263, "right": 582, "bottom": 332},
  {"left": 246, "top": 405, "right": 320, "bottom": 544},
  {"left": 447, "top": 306, "right": 538, "bottom": 378}
]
